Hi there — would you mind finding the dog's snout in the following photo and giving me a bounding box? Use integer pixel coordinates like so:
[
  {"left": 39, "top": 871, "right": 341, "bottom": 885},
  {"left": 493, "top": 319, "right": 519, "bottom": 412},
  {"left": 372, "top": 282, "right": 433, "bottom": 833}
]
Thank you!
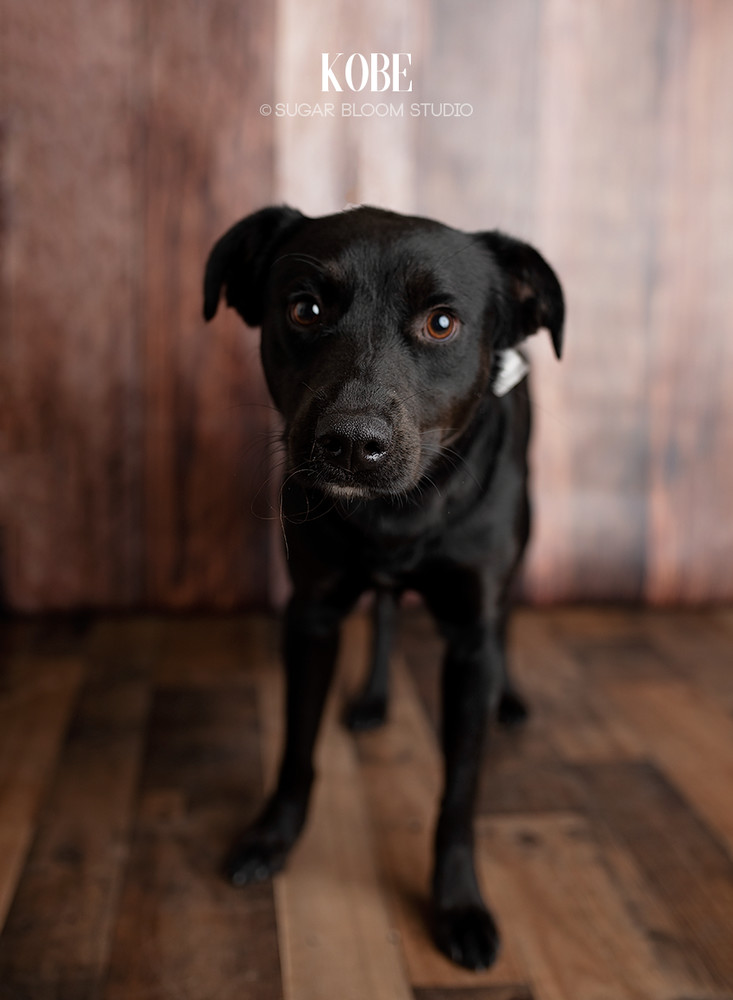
[{"left": 315, "top": 414, "right": 392, "bottom": 473}]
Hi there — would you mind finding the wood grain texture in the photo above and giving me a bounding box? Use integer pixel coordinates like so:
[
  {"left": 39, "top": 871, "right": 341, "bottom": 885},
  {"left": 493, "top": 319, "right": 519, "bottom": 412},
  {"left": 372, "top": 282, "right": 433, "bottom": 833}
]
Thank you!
[
  {"left": 2, "top": 0, "right": 143, "bottom": 610},
  {"left": 605, "top": 678, "right": 733, "bottom": 855},
  {"left": 142, "top": 0, "right": 277, "bottom": 609},
  {"left": 2, "top": 1, "right": 732, "bottom": 607},
  {"left": 641, "top": 611, "right": 733, "bottom": 707},
  {"left": 1, "top": 0, "right": 278, "bottom": 611},
  {"left": 0, "top": 635, "right": 150, "bottom": 996},
  {"left": 644, "top": 0, "right": 733, "bottom": 602},
  {"left": 0, "top": 649, "right": 84, "bottom": 934},
  {"left": 102, "top": 685, "right": 283, "bottom": 1000},
  {"left": 415, "top": 988, "right": 534, "bottom": 1000},
  {"left": 1, "top": 608, "right": 733, "bottom": 996},
  {"left": 414, "top": 0, "right": 733, "bottom": 604},
  {"left": 574, "top": 761, "right": 733, "bottom": 994},
  {"left": 528, "top": 0, "right": 662, "bottom": 602},
  {"left": 477, "top": 814, "right": 672, "bottom": 1000}
]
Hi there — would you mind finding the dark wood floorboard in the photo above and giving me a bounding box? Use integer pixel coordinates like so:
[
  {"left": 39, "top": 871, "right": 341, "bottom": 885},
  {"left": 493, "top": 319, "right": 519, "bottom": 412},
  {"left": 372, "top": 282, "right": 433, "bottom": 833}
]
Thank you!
[{"left": 102, "top": 685, "right": 282, "bottom": 1000}]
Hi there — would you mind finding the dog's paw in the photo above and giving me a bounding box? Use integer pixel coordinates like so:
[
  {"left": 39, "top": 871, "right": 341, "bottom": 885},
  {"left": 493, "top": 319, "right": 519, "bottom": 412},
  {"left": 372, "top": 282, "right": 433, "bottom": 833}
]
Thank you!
[
  {"left": 225, "top": 838, "right": 288, "bottom": 887},
  {"left": 344, "top": 694, "right": 387, "bottom": 732},
  {"left": 497, "top": 688, "right": 530, "bottom": 727},
  {"left": 434, "top": 904, "right": 500, "bottom": 971}
]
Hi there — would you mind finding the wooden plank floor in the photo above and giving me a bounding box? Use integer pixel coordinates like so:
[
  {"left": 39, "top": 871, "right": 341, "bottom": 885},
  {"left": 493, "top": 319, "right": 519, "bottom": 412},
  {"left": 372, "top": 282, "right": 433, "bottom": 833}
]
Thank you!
[{"left": 1, "top": 606, "right": 733, "bottom": 999}]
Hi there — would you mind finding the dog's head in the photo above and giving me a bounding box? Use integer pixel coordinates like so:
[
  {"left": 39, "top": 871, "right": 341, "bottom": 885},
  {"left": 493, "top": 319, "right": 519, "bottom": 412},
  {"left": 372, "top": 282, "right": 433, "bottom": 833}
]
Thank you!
[{"left": 204, "top": 206, "right": 563, "bottom": 500}]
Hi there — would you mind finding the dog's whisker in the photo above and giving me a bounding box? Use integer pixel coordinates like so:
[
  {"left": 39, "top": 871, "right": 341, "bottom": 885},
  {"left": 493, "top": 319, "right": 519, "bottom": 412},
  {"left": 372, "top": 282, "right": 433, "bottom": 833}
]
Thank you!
[
  {"left": 433, "top": 233, "right": 493, "bottom": 269},
  {"left": 272, "top": 252, "right": 330, "bottom": 275},
  {"left": 300, "top": 381, "right": 328, "bottom": 402}
]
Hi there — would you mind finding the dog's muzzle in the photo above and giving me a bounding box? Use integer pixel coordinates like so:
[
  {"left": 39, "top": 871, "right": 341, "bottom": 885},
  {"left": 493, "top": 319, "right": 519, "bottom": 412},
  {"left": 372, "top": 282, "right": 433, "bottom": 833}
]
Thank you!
[
  {"left": 287, "top": 378, "right": 423, "bottom": 498},
  {"left": 314, "top": 413, "right": 393, "bottom": 474}
]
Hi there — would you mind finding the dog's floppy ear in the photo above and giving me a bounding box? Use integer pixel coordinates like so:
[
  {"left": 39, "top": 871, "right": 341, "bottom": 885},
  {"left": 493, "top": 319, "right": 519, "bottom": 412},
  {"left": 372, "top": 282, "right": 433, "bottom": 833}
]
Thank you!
[
  {"left": 478, "top": 231, "right": 565, "bottom": 359},
  {"left": 203, "top": 205, "right": 306, "bottom": 326}
]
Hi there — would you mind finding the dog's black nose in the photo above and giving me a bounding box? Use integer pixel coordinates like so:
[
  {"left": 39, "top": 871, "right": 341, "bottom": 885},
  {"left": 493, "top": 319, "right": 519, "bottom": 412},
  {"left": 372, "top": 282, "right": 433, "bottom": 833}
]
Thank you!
[{"left": 315, "top": 414, "right": 392, "bottom": 473}]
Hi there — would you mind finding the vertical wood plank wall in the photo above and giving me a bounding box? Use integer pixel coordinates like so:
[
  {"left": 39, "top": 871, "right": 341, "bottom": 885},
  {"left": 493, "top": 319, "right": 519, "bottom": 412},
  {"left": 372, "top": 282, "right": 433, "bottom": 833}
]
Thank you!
[{"left": 2, "top": 0, "right": 732, "bottom": 610}]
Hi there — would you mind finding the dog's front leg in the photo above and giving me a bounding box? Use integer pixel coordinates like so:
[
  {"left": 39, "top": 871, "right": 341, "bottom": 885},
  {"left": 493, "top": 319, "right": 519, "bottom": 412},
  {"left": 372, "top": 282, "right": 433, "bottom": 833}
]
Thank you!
[
  {"left": 432, "top": 618, "right": 504, "bottom": 970},
  {"left": 344, "top": 585, "right": 398, "bottom": 731},
  {"left": 227, "top": 592, "right": 350, "bottom": 886}
]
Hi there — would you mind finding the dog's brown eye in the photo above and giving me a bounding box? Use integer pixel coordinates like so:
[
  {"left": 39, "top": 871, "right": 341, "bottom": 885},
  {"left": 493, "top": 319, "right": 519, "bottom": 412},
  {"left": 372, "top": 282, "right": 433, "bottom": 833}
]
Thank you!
[
  {"left": 424, "top": 309, "right": 458, "bottom": 341},
  {"left": 289, "top": 297, "right": 321, "bottom": 327}
]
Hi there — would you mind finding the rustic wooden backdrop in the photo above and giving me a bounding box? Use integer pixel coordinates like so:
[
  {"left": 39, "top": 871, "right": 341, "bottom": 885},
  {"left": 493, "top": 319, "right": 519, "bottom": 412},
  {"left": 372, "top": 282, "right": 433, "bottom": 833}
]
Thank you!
[{"left": 2, "top": 0, "right": 732, "bottom": 611}]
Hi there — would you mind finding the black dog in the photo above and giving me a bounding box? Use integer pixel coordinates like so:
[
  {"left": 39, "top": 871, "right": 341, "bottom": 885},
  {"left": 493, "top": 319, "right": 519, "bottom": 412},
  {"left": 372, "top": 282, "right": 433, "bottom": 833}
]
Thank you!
[{"left": 203, "top": 206, "right": 564, "bottom": 970}]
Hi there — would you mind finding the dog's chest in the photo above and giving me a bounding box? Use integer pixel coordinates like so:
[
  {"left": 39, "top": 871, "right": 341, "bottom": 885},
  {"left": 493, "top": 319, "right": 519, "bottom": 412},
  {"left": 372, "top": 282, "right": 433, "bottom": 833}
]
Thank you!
[{"left": 333, "top": 492, "right": 478, "bottom": 583}]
